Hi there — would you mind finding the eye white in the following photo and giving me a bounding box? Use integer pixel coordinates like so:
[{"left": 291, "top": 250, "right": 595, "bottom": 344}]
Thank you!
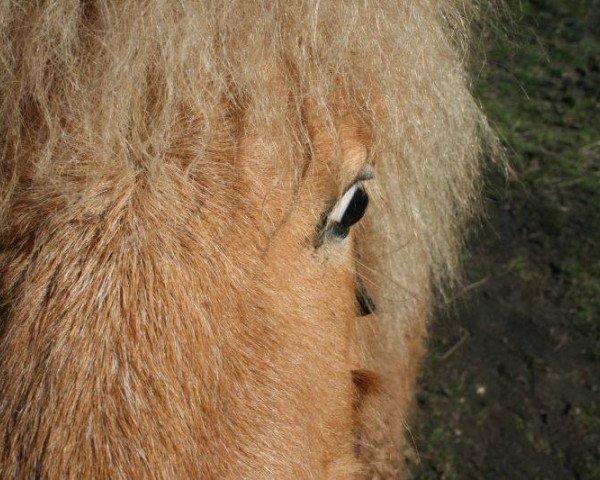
[{"left": 328, "top": 184, "right": 359, "bottom": 225}]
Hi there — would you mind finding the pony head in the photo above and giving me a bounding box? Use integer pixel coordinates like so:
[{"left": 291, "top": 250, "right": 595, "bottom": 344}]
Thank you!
[{"left": 0, "top": 1, "right": 485, "bottom": 477}]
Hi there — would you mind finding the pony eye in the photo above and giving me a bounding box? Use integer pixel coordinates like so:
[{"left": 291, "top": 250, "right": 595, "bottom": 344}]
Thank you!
[
  {"left": 313, "top": 172, "right": 372, "bottom": 248},
  {"left": 327, "top": 184, "right": 369, "bottom": 239}
]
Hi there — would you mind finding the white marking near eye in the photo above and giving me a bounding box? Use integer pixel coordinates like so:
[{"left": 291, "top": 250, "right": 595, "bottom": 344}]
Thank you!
[{"left": 328, "top": 184, "right": 359, "bottom": 224}]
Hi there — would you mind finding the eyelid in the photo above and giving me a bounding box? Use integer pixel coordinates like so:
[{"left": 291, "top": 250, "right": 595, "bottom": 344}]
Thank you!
[{"left": 353, "top": 165, "right": 375, "bottom": 184}]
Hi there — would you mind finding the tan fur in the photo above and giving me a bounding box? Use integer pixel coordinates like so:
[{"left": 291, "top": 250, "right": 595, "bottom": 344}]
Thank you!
[{"left": 0, "top": 1, "right": 486, "bottom": 478}]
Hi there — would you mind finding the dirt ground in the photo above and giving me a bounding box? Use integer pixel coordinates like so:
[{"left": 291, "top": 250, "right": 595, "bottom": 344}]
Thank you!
[{"left": 409, "top": 0, "right": 600, "bottom": 478}]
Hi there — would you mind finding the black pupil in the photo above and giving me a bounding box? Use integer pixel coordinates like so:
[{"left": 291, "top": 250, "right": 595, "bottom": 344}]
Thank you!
[{"left": 340, "top": 187, "right": 369, "bottom": 228}]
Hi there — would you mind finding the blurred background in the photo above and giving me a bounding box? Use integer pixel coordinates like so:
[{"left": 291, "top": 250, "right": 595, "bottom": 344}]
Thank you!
[{"left": 410, "top": 0, "right": 600, "bottom": 478}]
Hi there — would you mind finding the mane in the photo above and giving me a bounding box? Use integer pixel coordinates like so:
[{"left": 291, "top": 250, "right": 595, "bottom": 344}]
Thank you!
[{"left": 0, "top": 1, "right": 484, "bottom": 280}]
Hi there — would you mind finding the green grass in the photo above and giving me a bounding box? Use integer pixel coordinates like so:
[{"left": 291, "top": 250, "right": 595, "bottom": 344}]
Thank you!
[{"left": 477, "top": 0, "right": 600, "bottom": 333}]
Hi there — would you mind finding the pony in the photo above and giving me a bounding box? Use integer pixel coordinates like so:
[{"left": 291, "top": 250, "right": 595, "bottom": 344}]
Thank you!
[{"left": 0, "top": 1, "right": 485, "bottom": 478}]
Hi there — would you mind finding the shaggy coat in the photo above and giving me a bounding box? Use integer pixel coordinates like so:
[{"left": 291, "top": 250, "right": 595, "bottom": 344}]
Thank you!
[{"left": 0, "top": 1, "right": 484, "bottom": 478}]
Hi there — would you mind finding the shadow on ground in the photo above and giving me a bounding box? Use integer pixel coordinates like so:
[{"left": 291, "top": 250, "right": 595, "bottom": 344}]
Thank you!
[{"left": 411, "top": 0, "right": 600, "bottom": 478}]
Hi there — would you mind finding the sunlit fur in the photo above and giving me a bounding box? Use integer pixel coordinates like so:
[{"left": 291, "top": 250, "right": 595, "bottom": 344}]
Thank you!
[{"left": 0, "top": 1, "right": 486, "bottom": 478}]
